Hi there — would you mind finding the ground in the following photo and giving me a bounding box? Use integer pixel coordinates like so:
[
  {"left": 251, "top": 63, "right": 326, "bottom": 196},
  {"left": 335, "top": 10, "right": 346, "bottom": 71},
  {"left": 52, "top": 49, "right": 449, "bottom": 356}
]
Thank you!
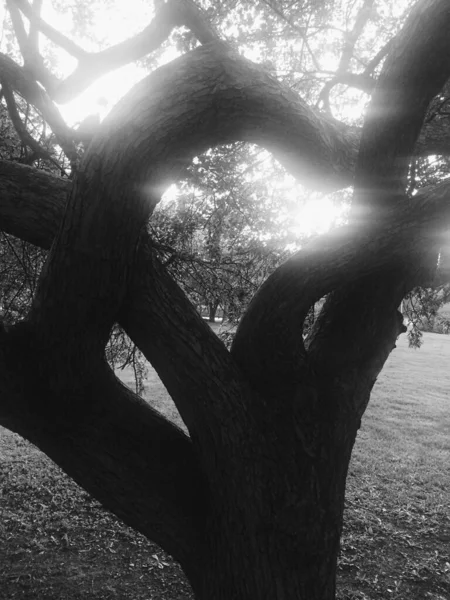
[{"left": 0, "top": 332, "right": 449, "bottom": 599}]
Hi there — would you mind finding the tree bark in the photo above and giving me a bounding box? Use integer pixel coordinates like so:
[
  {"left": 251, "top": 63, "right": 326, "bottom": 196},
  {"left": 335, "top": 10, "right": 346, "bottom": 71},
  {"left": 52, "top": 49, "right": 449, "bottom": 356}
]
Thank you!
[{"left": 2, "top": 2, "right": 450, "bottom": 599}]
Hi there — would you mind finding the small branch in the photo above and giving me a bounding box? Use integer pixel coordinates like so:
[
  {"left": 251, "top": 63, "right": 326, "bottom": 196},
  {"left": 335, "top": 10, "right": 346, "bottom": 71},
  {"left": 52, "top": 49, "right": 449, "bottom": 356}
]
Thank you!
[
  {"left": 0, "top": 53, "right": 78, "bottom": 166},
  {"left": 231, "top": 182, "right": 450, "bottom": 392},
  {"left": 317, "top": 71, "right": 375, "bottom": 113},
  {"left": 18, "top": 0, "right": 221, "bottom": 104},
  {"left": 8, "top": 0, "right": 59, "bottom": 94},
  {"left": 317, "top": 0, "right": 375, "bottom": 112},
  {"left": 338, "top": 0, "right": 375, "bottom": 73},
  {"left": 1, "top": 80, "right": 60, "bottom": 168},
  {"left": 261, "top": 0, "right": 321, "bottom": 71},
  {"left": 15, "top": 0, "right": 88, "bottom": 60},
  {"left": 28, "top": 0, "right": 43, "bottom": 54},
  {"left": 6, "top": 1, "right": 29, "bottom": 60},
  {"left": 363, "top": 37, "right": 394, "bottom": 76}
]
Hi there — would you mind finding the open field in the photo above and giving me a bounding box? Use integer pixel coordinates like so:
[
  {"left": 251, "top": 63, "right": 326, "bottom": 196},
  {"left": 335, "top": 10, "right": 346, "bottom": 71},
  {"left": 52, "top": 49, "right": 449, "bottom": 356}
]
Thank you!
[{"left": 1, "top": 332, "right": 449, "bottom": 599}]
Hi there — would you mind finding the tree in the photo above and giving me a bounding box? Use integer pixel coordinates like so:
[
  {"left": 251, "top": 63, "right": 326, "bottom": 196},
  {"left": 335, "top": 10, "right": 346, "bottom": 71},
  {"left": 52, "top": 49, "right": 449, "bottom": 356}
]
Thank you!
[
  {"left": 152, "top": 143, "right": 293, "bottom": 323},
  {"left": 1, "top": 1, "right": 450, "bottom": 598}
]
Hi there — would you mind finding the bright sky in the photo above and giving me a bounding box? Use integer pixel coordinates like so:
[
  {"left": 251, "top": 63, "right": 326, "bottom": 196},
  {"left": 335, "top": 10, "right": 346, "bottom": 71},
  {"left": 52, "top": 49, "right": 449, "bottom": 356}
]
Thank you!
[{"left": 0, "top": 0, "right": 357, "bottom": 236}]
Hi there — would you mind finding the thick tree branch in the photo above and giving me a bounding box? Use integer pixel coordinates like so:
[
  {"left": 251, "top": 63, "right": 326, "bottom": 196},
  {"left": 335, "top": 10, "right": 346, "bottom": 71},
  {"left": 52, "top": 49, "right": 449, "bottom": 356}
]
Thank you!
[
  {"left": 6, "top": 1, "right": 29, "bottom": 59},
  {"left": 1, "top": 158, "right": 449, "bottom": 405},
  {"left": 0, "top": 40, "right": 448, "bottom": 196},
  {"left": 120, "top": 235, "right": 252, "bottom": 437},
  {"left": 0, "top": 161, "right": 252, "bottom": 444},
  {"left": 305, "top": 0, "right": 450, "bottom": 399},
  {"left": 27, "top": 41, "right": 361, "bottom": 348},
  {"left": 28, "top": 0, "right": 43, "bottom": 54},
  {"left": 247, "top": 0, "right": 450, "bottom": 412},
  {"left": 0, "top": 322, "right": 207, "bottom": 583},
  {"left": 306, "top": 272, "right": 409, "bottom": 413},
  {"left": 3, "top": 4, "right": 450, "bottom": 421},
  {"left": 0, "top": 161, "right": 69, "bottom": 248},
  {"left": 354, "top": 0, "right": 450, "bottom": 211},
  {"left": 415, "top": 114, "right": 450, "bottom": 157},
  {"left": 231, "top": 183, "right": 450, "bottom": 394}
]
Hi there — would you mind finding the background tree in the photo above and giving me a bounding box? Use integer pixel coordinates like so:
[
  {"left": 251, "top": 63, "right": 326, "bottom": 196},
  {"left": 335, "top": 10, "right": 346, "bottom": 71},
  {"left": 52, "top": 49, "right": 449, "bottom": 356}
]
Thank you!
[
  {"left": 152, "top": 143, "right": 296, "bottom": 323},
  {"left": 1, "top": 1, "right": 450, "bottom": 600}
]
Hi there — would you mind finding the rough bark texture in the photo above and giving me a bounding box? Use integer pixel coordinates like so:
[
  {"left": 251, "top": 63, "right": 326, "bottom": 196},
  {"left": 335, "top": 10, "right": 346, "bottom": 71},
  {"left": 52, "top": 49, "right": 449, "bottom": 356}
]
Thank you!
[{"left": 1, "top": 1, "right": 450, "bottom": 599}]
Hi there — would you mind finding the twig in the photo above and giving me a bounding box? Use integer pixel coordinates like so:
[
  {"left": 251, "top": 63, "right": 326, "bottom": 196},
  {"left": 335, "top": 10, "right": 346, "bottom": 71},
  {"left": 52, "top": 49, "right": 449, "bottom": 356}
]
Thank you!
[{"left": 1, "top": 80, "right": 55, "bottom": 164}]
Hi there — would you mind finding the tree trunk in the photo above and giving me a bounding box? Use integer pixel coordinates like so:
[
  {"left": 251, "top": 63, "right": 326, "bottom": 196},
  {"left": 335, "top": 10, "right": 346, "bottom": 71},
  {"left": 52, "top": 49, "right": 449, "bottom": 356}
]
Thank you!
[
  {"left": 1, "top": 316, "right": 362, "bottom": 600},
  {"left": 208, "top": 301, "right": 218, "bottom": 323},
  {"left": 185, "top": 379, "right": 360, "bottom": 600},
  {"left": 2, "top": 3, "right": 450, "bottom": 599}
]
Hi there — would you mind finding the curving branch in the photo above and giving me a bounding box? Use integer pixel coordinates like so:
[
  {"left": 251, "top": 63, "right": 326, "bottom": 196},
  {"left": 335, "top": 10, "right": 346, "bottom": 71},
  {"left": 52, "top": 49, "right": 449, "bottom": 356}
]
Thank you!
[
  {"left": 28, "top": 0, "right": 43, "bottom": 54},
  {"left": 339, "top": 0, "right": 375, "bottom": 72},
  {"left": 1, "top": 159, "right": 450, "bottom": 417},
  {"left": 14, "top": 0, "right": 88, "bottom": 60},
  {"left": 119, "top": 235, "right": 252, "bottom": 435},
  {"left": 7, "top": 0, "right": 60, "bottom": 95},
  {"left": 317, "top": 72, "right": 375, "bottom": 114},
  {"left": 0, "top": 80, "right": 54, "bottom": 162},
  {"left": 0, "top": 322, "right": 208, "bottom": 583},
  {"left": 26, "top": 41, "right": 362, "bottom": 344},
  {"left": 0, "top": 160, "right": 249, "bottom": 439},
  {"left": 16, "top": 0, "right": 221, "bottom": 104},
  {"left": 6, "top": 1, "right": 29, "bottom": 59},
  {"left": 309, "top": 0, "right": 450, "bottom": 400},
  {"left": 228, "top": 0, "right": 450, "bottom": 399},
  {"left": 3, "top": 2, "right": 450, "bottom": 589},
  {"left": 0, "top": 53, "right": 78, "bottom": 165},
  {"left": 2, "top": 0, "right": 450, "bottom": 428},
  {"left": 318, "top": 0, "right": 375, "bottom": 113},
  {"left": 354, "top": 0, "right": 450, "bottom": 209},
  {"left": 0, "top": 34, "right": 448, "bottom": 189},
  {"left": 231, "top": 182, "right": 450, "bottom": 393}
]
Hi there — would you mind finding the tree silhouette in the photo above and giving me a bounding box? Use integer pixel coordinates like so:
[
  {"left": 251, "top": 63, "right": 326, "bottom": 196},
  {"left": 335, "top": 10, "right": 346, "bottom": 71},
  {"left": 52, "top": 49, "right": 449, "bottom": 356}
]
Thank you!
[{"left": 1, "top": 1, "right": 450, "bottom": 598}]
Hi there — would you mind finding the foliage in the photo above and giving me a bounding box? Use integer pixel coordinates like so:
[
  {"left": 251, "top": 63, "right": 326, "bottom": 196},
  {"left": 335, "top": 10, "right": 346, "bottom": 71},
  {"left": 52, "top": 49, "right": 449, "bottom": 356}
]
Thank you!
[
  {"left": 152, "top": 143, "right": 298, "bottom": 324},
  {"left": 0, "top": 233, "right": 47, "bottom": 324}
]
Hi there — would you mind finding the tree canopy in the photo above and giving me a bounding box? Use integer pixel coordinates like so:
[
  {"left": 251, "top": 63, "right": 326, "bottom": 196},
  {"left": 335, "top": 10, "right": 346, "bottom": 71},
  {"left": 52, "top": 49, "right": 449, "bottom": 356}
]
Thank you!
[{"left": 1, "top": 1, "right": 450, "bottom": 599}]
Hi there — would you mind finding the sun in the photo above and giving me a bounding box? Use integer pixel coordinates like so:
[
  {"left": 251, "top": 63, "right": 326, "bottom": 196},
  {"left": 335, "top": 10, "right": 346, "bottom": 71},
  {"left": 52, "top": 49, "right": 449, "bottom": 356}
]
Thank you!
[
  {"left": 291, "top": 197, "right": 346, "bottom": 236},
  {"left": 0, "top": 0, "right": 349, "bottom": 236}
]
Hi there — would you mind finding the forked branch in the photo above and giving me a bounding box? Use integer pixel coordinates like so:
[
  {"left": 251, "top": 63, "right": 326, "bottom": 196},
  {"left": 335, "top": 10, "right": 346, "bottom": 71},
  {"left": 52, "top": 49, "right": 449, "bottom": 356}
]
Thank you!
[
  {"left": 15, "top": 0, "right": 221, "bottom": 103},
  {"left": 231, "top": 182, "right": 450, "bottom": 391},
  {"left": 0, "top": 322, "right": 207, "bottom": 581}
]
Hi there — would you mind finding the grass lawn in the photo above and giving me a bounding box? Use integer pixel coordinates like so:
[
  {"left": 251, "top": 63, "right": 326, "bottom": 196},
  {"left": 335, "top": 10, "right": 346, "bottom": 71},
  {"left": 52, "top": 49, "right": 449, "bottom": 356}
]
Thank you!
[{"left": 0, "top": 332, "right": 449, "bottom": 599}]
